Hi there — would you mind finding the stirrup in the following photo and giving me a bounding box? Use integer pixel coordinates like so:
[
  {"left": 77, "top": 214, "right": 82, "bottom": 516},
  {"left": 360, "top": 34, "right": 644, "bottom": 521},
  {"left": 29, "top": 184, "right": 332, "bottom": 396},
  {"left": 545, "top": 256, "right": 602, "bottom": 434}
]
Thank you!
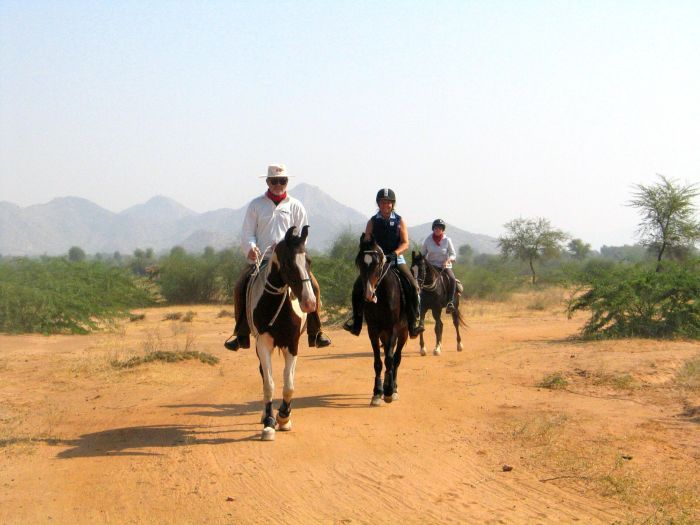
[{"left": 446, "top": 302, "right": 455, "bottom": 313}]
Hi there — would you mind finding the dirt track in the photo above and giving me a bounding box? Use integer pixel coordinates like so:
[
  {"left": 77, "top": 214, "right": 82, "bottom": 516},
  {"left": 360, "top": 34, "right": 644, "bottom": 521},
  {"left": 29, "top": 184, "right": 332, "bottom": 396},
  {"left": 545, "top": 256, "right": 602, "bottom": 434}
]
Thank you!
[{"left": 1, "top": 295, "right": 698, "bottom": 524}]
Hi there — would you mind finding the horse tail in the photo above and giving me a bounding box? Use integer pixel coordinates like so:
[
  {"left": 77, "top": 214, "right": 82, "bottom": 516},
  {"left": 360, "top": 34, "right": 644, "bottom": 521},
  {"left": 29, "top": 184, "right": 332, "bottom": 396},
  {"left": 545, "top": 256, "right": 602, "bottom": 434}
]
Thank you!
[{"left": 454, "top": 306, "right": 468, "bottom": 329}]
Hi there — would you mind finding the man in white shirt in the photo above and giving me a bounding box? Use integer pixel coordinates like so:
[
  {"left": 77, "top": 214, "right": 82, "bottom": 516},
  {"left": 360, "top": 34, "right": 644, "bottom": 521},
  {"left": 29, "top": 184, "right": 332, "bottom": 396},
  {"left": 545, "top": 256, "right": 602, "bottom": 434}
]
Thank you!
[{"left": 225, "top": 164, "right": 332, "bottom": 351}]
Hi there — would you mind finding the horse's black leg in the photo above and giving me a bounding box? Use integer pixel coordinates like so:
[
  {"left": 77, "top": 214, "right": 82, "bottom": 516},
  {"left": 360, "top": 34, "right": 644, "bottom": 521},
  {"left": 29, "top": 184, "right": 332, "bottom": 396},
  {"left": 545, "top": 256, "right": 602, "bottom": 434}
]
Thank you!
[
  {"left": 433, "top": 307, "right": 444, "bottom": 355},
  {"left": 453, "top": 296, "right": 463, "bottom": 351},
  {"left": 370, "top": 333, "right": 383, "bottom": 406},
  {"left": 382, "top": 333, "right": 397, "bottom": 401},
  {"left": 418, "top": 306, "right": 427, "bottom": 355},
  {"left": 392, "top": 333, "right": 406, "bottom": 400}
]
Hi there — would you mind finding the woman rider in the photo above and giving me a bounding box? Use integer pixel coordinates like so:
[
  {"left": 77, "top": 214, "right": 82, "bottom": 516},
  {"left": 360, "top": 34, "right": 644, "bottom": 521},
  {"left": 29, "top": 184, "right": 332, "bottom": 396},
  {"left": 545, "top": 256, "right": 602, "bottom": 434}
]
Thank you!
[
  {"left": 421, "top": 218, "right": 457, "bottom": 313},
  {"left": 343, "top": 188, "right": 425, "bottom": 338}
]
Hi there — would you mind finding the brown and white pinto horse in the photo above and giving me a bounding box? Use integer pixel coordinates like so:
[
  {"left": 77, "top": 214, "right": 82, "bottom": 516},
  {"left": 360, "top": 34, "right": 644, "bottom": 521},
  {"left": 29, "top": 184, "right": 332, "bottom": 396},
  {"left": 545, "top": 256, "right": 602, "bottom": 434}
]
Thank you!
[
  {"left": 356, "top": 235, "right": 408, "bottom": 406},
  {"left": 248, "top": 225, "right": 316, "bottom": 441}
]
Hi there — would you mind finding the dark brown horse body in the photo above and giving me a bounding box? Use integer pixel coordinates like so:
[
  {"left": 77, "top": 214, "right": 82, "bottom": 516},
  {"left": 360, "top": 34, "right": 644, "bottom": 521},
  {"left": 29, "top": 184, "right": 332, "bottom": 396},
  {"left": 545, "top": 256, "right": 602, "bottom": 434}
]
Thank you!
[
  {"left": 249, "top": 226, "right": 317, "bottom": 440},
  {"left": 411, "top": 251, "right": 466, "bottom": 355},
  {"left": 356, "top": 235, "right": 408, "bottom": 405}
]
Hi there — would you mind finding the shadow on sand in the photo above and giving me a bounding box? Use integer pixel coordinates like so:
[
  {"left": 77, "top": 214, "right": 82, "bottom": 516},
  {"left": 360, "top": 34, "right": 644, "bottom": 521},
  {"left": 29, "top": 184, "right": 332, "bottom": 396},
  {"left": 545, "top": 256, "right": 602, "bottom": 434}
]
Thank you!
[
  {"left": 163, "top": 392, "right": 368, "bottom": 419},
  {"left": 52, "top": 424, "right": 254, "bottom": 459}
]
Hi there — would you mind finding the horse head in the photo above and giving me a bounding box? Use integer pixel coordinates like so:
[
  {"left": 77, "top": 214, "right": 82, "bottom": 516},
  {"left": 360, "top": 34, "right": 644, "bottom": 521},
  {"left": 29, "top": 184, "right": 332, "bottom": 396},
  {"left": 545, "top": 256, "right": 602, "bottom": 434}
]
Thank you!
[
  {"left": 410, "top": 251, "right": 427, "bottom": 288},
  {"left": 356, "top": 233, "right": 386, "bottom": 303},
  {"left": 272, "top": 225, "right": 316, "bottom": 313}
]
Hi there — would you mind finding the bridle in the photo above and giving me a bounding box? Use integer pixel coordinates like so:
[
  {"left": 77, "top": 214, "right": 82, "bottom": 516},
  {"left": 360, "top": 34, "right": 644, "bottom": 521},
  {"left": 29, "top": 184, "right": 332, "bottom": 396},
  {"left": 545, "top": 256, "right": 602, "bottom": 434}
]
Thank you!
[
  {"left": 254, "top": 244, "right": 312, "bottom": 328},
  {"left": 363, "top": 247, "right": 392, "bottom": 290}
]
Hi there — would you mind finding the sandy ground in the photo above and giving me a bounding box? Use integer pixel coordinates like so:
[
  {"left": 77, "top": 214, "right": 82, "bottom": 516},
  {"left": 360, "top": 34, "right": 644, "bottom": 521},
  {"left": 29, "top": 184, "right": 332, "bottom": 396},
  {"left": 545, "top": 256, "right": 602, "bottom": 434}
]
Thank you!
[{"left": 1, "top": 292, "right": 699, "bottom": 525}]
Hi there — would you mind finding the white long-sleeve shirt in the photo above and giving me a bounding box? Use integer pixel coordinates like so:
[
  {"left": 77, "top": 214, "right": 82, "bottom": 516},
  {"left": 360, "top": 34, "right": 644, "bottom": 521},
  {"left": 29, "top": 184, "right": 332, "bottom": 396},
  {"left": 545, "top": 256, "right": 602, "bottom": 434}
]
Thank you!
[
  {"left": 421, "top": 234, "right": 456, "bottom": 268},
  {"left": 240, "top": 193, "right": 308, "bottom": 260}
]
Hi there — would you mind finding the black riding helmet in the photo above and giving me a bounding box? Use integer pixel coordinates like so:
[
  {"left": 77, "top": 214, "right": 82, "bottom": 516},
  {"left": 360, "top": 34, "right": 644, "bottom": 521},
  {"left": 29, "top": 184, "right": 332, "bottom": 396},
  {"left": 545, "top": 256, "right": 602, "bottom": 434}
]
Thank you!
[
  {"left": 432, "top": 218, "right": 446, "bottom": 231},
  {"left": 376, "top": 188, "right": 396, "bottom": 205}
]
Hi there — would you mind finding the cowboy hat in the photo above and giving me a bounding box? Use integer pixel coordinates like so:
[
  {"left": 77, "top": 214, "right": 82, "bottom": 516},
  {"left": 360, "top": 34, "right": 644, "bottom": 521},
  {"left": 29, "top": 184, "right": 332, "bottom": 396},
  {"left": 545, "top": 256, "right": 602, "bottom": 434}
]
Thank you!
[{"left": 259, "top": 164, "right": 295, "bottom": 179}]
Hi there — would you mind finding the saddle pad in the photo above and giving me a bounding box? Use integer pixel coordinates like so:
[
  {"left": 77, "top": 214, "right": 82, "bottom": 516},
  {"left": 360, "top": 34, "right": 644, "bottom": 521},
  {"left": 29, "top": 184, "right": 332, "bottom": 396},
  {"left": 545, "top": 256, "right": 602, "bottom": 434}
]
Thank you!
[{"left": 246, "top": 262, "right": 270, "bottom": 338}]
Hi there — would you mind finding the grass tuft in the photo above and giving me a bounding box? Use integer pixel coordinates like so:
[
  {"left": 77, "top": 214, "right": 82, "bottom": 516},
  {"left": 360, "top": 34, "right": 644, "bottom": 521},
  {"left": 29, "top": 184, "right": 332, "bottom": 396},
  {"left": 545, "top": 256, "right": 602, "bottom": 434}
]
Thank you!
[
  {"left": 111, "top": 350, "right": 219, "bottom": 369},
  {"left": 538, "top": 372, "right": 568, "bottom": 390}
]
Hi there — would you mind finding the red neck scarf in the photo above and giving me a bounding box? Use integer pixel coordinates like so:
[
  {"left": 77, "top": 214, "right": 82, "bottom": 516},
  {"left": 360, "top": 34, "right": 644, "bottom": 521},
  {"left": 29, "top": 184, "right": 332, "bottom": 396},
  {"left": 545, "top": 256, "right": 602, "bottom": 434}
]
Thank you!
[
  {"left": 266, "top": 190, "right": 287, "bottom": 205},
  {"left": 432, "top": 232, "right": 444, "bottom": 246}
]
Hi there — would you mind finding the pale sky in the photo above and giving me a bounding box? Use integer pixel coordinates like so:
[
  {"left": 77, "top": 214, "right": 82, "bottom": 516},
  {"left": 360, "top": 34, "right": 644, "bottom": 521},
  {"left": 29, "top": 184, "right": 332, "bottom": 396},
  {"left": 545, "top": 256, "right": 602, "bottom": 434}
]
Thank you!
[{"left": 1, "top": 1, "right": 699, "bottom": 250}]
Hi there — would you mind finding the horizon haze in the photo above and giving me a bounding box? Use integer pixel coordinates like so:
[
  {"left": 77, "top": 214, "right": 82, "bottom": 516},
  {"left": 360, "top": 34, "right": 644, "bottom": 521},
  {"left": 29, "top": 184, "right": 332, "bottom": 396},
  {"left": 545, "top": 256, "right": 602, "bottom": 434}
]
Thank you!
[{"left": 1, "top": 2, "right": 699, "bottom": 250}]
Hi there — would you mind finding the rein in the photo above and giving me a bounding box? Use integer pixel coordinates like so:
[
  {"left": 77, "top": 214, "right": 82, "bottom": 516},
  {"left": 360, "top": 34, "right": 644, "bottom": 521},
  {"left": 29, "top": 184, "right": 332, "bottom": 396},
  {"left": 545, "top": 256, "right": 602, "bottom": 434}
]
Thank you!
[
  {"left": 364, "top": 249, "right": 392, "bottom": 290},
  {"left": 418, "top": 263, "right": 441, "bottom": 292},
  {"left": 251, "top": 245, "right": 305, "bottom": 329}
]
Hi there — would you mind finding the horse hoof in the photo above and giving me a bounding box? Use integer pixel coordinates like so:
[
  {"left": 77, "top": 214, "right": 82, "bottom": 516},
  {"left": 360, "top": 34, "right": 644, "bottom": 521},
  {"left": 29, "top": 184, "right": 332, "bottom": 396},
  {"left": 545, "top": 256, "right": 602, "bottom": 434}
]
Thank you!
[
  {"left": 261, "top": 427, "right": 276, "bottom": 441},
  {"left": 457, "top": 343, "right": 464, "bottom": 352},
  {"left": 420, "top": 347, "right": 427, "bottom": 356},
  {"left": 383, "top": 395, "right": 393, "bottom": 403},
  {"left": 391, "top": 392, "right": 399, "bottom": 401},
  {"left": 276, "top": 415, "right": 292, "bottom": 431},
  {"left": 433, "top": 348, "right": 441, "bottom": 356},
  {"left": 370, "top": 395, "right": 382, "bottom": 407}
]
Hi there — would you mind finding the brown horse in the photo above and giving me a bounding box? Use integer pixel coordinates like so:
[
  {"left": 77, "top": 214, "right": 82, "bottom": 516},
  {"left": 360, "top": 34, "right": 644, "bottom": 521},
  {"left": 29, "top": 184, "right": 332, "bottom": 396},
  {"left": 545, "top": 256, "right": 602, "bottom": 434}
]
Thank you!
[
  {"left": 356, "top": 235, "right": 408, "bottom": 406},
  {"left": 248, "top": 226, "right": 317, "bottom": 441},
  {"left": 411, "top": 251, "right": 466, "bottom": 355}
]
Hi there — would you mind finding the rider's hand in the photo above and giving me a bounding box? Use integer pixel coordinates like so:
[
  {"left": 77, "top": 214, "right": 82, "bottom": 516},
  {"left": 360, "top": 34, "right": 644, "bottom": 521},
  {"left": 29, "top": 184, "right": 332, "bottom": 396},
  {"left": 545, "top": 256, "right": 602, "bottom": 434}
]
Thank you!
[
  {"left": 247, "top": 246, "right": 260, "bottom": 261},
  {"left": 442, "top": 260, "right": 450, "bottom": 268},
  {"left": 386, "top": 252, "right": 397, "bottom": 265}
]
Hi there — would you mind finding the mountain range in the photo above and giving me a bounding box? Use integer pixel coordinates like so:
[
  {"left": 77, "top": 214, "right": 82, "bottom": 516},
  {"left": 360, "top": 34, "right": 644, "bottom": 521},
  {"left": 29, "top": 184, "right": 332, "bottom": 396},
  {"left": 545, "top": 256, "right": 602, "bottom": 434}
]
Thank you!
[{"left": 0, "top": 184, "right": 499, "bottom": 256}]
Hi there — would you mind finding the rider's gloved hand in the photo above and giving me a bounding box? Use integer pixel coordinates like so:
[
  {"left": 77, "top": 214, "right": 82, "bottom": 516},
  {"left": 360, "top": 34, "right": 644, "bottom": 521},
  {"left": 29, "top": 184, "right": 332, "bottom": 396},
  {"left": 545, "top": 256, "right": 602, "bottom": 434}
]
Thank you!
[{"left": 385, "top": 252, "right": 397, "bottom": 265}]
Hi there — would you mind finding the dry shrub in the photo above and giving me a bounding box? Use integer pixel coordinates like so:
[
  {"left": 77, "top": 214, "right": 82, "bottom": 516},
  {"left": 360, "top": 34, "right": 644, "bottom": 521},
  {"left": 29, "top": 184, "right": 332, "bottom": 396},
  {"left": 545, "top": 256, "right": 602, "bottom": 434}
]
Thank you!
[
  {"left": 217, "top": 309, "right": 234, "bottom": 318},
  {"left": 181, "top": 311, "right": 196, "bottom": 322},
  {"left": 163, "top": 312, "right": 182, "bottom": 321},
  {"left": 129, "top": 313, "right": 145, "bottom": 322},
  {"left": 537, "top": 372, "right": 568, "bottom": 390},
  {"left": 675, "top": 355, "right": 700, "bottom": 390}
]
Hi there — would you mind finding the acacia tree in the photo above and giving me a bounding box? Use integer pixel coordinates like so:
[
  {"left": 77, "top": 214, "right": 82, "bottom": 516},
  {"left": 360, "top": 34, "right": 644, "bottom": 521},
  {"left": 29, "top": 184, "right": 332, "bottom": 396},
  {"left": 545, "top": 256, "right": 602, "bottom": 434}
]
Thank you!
[
  {"left": 629, "top": 175, "right": 700, "bottom": 270},
  {"left": 498, "top": 217, "right": 567, "bottom": 284},
  {"left": 567, "top": 238, "right": 591, "bottom": 261}
]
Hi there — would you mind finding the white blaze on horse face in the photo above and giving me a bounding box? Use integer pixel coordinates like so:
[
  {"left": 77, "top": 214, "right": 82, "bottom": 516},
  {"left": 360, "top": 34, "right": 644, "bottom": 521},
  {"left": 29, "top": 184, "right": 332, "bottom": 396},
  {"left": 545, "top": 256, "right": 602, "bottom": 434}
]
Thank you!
[
  {"left": 411, "top": 265, "right": 418, "bottom": 278},
  {"left": 364, "top": 254, "right": 373, "bottom": 266},
  {"left": 294, "top": 253, "right": 316, "bottom": 313}
]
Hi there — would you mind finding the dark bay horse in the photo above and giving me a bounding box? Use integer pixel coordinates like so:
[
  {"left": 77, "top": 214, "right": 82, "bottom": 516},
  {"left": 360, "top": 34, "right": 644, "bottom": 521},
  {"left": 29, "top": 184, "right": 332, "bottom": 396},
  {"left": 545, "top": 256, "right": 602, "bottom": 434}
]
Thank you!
[
  {"left": 411, "top": 251, "right": 466, "bottom": 356},
  {"left": 248, "top": 226, "right": 317, "bottom": 441},
  {"left": 356, "top": 235, "right": 408, "bottom": 406}
]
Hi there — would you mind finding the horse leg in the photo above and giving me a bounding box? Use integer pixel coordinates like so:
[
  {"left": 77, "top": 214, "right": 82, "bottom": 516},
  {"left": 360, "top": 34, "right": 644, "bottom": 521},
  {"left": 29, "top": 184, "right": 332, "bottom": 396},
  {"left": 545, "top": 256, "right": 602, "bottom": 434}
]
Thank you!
[
  {"left": 369, "top": 334, "right": 383, "bottom": 406},
  {"left": 382, "top": 333, "right": 397, "bottom": 403},
  {"left": 433, "top": 308, "right": 443, "bottom": 356},
  {"left": 391, "top": 333, "right": 406, "bottom": 401},
  {"left": 453, "top": 297, "right": 463, "bottom": 352},
  {"left": 418, "top": 307, "right": 427, "bottom": 356},
  {"left": 256, "top": 334, "right": 277, "bottom": 441},
  {"left": 276, "top": 348, "right": 297, "bottom": 431}
]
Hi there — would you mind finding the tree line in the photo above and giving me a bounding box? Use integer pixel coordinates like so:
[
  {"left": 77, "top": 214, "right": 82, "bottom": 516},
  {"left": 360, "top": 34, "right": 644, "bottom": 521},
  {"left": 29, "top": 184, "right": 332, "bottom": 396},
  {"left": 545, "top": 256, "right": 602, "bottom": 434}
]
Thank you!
[{"left": 1, "top": 175, "right": 698, "bottom": 338}]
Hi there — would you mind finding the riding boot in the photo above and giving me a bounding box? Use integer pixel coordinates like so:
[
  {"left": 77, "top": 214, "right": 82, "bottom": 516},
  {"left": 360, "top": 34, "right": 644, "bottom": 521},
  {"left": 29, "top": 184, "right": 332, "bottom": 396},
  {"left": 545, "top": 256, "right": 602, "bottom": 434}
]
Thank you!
[
  {"left": 408, "top": 293, "right": 424, "bottom": 339},
  {"left": 342, "top": 277, "right": 364, "bottom": 336},
  {"left": 225, "top": 265, "right": 254, "bottom": 351},
  {"left": 445, "top": 268, "right": 457, "bottom": 314}
]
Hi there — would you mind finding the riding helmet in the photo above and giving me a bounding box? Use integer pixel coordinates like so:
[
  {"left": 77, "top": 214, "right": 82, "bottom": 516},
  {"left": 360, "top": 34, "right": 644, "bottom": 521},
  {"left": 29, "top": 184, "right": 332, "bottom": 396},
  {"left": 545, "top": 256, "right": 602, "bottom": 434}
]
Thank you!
[
  {"left": 432, "top": 218, "right": 446, "bottom": 231},
  {"left": 376, "top": 188, "right": 396, "bottom": 204}
]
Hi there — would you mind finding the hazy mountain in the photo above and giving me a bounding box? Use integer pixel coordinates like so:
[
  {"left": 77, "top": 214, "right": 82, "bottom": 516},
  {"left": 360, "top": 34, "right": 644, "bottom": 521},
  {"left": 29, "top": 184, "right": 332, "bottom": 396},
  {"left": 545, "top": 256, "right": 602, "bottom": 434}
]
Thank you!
[{"left": 0, "top": 184, "right": 498, "bottom": 256}]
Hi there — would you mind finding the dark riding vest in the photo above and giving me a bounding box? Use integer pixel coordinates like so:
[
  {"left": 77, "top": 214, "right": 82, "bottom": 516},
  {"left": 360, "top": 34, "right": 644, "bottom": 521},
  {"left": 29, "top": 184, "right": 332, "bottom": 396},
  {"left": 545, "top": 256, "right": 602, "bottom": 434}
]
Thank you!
[{"left": 372, "top": 212, "right": 402, "bottom": 254}]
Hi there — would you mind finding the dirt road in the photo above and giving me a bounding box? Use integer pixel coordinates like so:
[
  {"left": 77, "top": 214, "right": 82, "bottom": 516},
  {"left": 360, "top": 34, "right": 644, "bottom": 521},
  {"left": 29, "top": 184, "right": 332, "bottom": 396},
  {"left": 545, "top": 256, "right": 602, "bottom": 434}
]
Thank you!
[{"left": 1, "top": 296, "right": 698, "bottom": 524}]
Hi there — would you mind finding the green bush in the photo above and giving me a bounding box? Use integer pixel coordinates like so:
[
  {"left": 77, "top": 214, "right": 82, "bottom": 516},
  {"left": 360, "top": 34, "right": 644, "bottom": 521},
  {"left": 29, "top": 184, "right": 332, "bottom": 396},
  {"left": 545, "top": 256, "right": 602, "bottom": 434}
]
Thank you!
[
  {"left": 453, "top": 261, "right": 521, "bottom": 301},
  {"left": 568, "top": 260, "right": 700, "bottom": 339},
  {"left": 0, "top": 258, "right": 154, "bottom": 334}
]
